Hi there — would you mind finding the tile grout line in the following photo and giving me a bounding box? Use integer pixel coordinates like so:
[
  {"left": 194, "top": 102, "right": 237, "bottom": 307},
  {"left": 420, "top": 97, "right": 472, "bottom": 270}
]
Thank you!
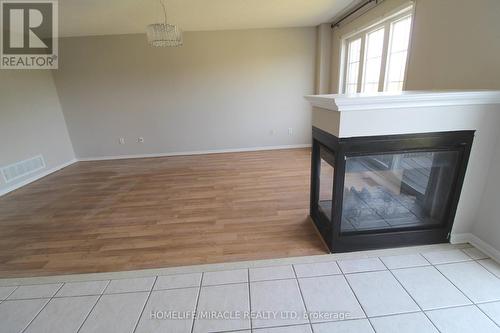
[
  {"left": 76, "top": 280, "right": 111, "bottom": 333},
  {"left": 428, "top": 255, "right": 500, "bottom": 329},
  {"left": 250, "top": 276, "right": 298, "bottom": 283},
  {"left": 247, "top": 268, "right": 252, "bottom": 332},
  {"left": 340, "top": 269, "right": 375, "bottom": 332},
  {"left": 190, "top": 272, "right": 204, "bottom": 333},
  {"left": 476, "top": 304, "right": 500, "bottom": 329},
  {"left": 431, "top": 258, "right": 500, "bottom": 328},
  {"left": 477, "top": 259, "right": 500, "bottom": 280},
  {"left": 0, "top": 285, "right": 18, "bottom": 304},
  {"left": 0, "top": 289, "right": 165, "bottom": 301},
  {"left": 132, "top": 276, "right": 158, "bottom": 333},
  {"left": 460, "top": 248, "right": 491, "bottom": 263},
  {"left": 380, "top": 258, "right": 443, "bottom": 333},
  {"left": 239, "top": 323, "right": 313, "bottom": 332},
  {"left": 292, "top": 264, "right": 314, "bottom": 333},
  {"left": 475, "top": 299, "right": 500, "bottom": 306},
  {"left": 418, "top": 252, "right": 433, "bottom": 266},
  {"left": 247, "top": 306, "right": 483, "bottom": 331},
  {"left": 98, "top": 279, "right": 112, "bottom": 294},
  {"left": 215, "top": 327, "right": 250, "bottom": 333},
  {"left": 430, "top": 261, "right": 478, "bottom": 304},
  {"left": 20, "top": 282, "right": 65, "bottom": 333}
]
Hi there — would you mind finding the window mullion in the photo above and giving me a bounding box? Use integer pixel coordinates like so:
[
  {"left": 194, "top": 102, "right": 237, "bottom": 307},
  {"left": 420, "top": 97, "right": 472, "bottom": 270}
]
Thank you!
[
  {"left": 357, "top": 35, "right": 366, "bottom": 93},
  {"left": 379, "top": 22, "right": 391, "bottom": 92},
  {"left": 342, "top": 41, "right": 350, "bottom": 93}
]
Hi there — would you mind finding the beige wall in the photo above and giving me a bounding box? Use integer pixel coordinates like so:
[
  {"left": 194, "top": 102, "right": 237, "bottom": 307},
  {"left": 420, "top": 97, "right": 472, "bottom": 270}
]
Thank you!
[
  {"left": 0, "top": 71, "right": 75, "bottom": 194},
  {"left": 407, "top": 0, "right": 500, "bottom": 90},
  {"left": 53, "top": 28, "right": 316, "bottom": 159},
  {"left": 329, "top": 0, "right": 500, "bottom": 92}
]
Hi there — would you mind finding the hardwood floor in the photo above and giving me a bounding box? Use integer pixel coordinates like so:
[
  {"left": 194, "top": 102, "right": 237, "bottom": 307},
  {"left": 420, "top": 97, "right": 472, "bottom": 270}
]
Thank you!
[{"left": 0, "top": 148, "right": 327, "bottom": 278}]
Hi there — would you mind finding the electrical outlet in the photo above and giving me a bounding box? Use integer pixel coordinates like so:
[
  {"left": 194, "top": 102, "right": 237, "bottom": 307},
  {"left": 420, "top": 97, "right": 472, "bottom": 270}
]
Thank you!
[
  {"left": 119, "top": 138, "right": 125, "bottom": 145},
  {"left": 138, "top": 137, "right": 144, "bottom": 143},
  {"left": 288, "top": 128, "right": 293, "bottom": 136}
]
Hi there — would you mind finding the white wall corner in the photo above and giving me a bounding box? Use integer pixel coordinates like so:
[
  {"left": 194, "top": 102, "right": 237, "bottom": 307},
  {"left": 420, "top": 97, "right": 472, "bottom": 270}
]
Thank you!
[
  {"left": 0, "top": 159, "right": 78, "bottom": 197},
  {"left": 451, "top": 232, "right": 500, "bottom": 263}
]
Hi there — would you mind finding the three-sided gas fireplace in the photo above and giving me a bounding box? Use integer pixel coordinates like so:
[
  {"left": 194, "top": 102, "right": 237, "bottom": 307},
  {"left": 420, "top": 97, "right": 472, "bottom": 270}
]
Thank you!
[{"left": 310, "top": 127, "right": 474, "bottom": 253}]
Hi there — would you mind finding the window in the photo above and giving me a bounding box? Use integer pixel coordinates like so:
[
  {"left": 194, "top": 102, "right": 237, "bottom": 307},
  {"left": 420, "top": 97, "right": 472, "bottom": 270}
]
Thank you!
[
  {"left": 345, "top": 38, "right": 361, "bottom": 94},
  {"left": 341, "top": 10, "right": 413, "bottom": 94}
]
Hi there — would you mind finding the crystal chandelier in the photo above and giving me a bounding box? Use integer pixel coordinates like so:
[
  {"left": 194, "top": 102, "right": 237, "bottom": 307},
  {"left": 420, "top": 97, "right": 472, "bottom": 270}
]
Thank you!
[{"left": 146, "top": 0, "right": 183, "bottom": 47}]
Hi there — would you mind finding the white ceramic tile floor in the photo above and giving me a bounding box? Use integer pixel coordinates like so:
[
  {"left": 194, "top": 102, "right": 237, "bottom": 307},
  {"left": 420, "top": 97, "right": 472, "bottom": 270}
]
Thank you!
[
  {"left": 79, "top": 292, "right": 149, "bottom": 333},
  {"left": 249, "top": 265, "right": 295, "bottom": 282},
  {"left": 298, "top": 275, "right": 365, "bottom": 323},
  {"left": 104, "top": 277, "right": 156, "bottom": 294},
  {"left": 202, "top": 269, "right": 248, "bottom": 286},
  {"left": 426, "top": 305, "right": 500, "bottom": 333},
  {"left": 462, "top": 247, "right": 489, "bottom": 260},
  {"left": 154, "top": 273, "right": 202, "bottom": 290},
  {"left": 0, "top": 286, "right": 17, "bottom": 301},
  {"left": 313, "top": 318, "right": 375, "bottom": 332},
  {"left": 370, "top": 312, "right": 439, "bottom": 333},
  {"left": 1, "top": 245, "right": 499, "bottom": 333},
  {"left": 7, "top": 283, "right": 62, "bottom": 300},
  {"left": 345, "top": 271, "right": 420, "bottom": 317},
  {"left": 135, "top": 288, "right": 199, "bottom": 333},
  {"left": 193, "top": 283, "right": 250, "bottom": 333},
  {"left": 421, "top": 250, "right": 472, "bottom": 265},
  {"left": 250, "top": 279, "right": 308, "bottom": 328},
  {"left": 479, "top": 301, "right": 500, "bottom": 326},
  {"left": 380, "top": 254, "right": 430, "bottom": 270},
  {"left": 0, "top": 298, "right": 49, "bottom": 333},
  {"left": 392, "top": 266, "right": 471, "bottom": 310},
  {"left": 436, "top": 261, "right": 500, "bottom": 303},
  {"left": 480, "top": 259, "right": 500, "bottom": 278},
  {"left": 293, "top": 262, "right": 341, "bottom": 278},
  {"left": 24, "top": 295, "right": 98, "bottom": 333},
  {"left": 338, "top": 258, "right": 386, "bottom": 274},
  {"left": 55, "top": 280, "right": 109, "bottom": 297},
  {"left": 253, "top": 324, "right": 312, "bottom": 332}
]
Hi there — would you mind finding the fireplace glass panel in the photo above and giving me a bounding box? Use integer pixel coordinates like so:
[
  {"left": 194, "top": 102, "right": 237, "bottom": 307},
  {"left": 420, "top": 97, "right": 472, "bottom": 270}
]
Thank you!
[
  {"left": 342, "top": 150, "right": 459, "bottom": 233},
  {"left": 318, "top": 145, "right": 335, "bottom": 222}
]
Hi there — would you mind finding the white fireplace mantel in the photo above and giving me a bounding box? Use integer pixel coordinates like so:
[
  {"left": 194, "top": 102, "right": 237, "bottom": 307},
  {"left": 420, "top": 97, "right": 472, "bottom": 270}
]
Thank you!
[
  {"left": 305, "top": 90, "right": 500, "bottom": 139},
  {"left": 305, "top": 90, "right": 500, "bottom": 113}
]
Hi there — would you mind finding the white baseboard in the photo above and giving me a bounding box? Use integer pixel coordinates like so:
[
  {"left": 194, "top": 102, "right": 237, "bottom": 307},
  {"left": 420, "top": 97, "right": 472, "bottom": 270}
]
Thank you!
[
  {"left": 77, "top": 144, "right": 312, "bottom": 162},
  {"left": 451, "top": 232, "right": 500, "bottom": 263},
  {"left": 0, "top": 159, "right": 78, "bottom": 197},
  {"left": 449, "top": 232, "right": 471, "bottom": 245}
]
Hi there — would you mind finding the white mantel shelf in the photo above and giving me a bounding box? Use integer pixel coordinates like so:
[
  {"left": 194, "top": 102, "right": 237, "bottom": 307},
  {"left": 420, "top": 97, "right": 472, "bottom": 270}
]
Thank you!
[{"left": 305, "top": 90, "right": 500, "bottom": 112}]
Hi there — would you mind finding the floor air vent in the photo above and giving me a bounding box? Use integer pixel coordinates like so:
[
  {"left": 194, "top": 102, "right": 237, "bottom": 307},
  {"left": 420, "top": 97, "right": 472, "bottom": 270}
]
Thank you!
[{"left": 1, "top": 155, "right": 46, "bottom": 183}]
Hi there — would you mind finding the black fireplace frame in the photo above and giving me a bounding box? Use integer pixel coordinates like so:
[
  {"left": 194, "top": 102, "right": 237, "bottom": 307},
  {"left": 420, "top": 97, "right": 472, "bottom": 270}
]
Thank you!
[{"left": 310, "top": 127, "right": 474, "bottom": 253}]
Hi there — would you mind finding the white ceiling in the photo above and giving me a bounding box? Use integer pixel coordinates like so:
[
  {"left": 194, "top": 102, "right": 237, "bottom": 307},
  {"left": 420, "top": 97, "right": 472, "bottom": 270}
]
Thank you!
[{"left": 58, "top": 0, "right": 358, "bottom": 37}]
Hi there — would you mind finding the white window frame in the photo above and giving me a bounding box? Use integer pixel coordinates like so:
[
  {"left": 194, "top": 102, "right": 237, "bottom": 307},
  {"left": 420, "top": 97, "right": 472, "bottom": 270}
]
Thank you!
[{"left": 339, "top": 7, "right": 414, "bottom": 94}]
